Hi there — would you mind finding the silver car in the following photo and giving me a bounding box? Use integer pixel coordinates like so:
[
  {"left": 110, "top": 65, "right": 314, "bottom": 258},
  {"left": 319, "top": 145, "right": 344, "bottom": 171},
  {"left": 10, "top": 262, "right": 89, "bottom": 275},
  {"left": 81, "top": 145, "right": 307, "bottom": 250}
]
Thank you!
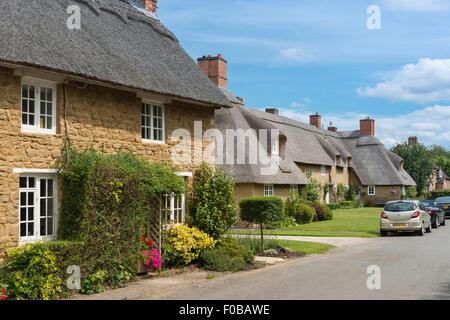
[{"left": 380, "top": 200, "right": 432, "bottom": 236}]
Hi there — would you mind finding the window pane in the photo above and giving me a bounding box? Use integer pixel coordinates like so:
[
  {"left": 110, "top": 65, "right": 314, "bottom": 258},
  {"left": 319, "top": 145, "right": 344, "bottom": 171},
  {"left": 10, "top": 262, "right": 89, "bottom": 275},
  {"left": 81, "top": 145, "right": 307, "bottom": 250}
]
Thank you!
[
  {"left": 28, "top": 207, "right": 34, "bottom": 220},
  {"left": 40, "top": 102, "right": 45, "bottom": 115},
  {"left": 22, "top": 99, "right": 28, "bottom": 112},
  {"left": 28, "top": 222, "right": 34, "bottom": 236},
  {"left": 40, "top": 199, "right": 46, "bottom": 217},
  {"left": 20, "top": 223, "right": 26, "bottom": 237},
  {"left": 27, "top": 192, "right": 33, "bottom": 205},
  {"left": 40, "top": 116, "right": 45, "bottom": 129},
  {"left": 20, "top": 177, "right": 27, "bottom": 188},
  {"left": 47, "top": 218, "right": 53, "bottom": 235},
  {"left": 40, "top": 88, "right": 46, "bottom": 101},
  {"left": 20, "top": 208, "right": 27, "bottom": 221},
  {"left": 22, "top": 113, "right": 27, "bottom": 125},
  {"left": 29, "top": 100, "right": 34, "bottom": 113},
  {"left": 40, "top": 218, "right": 46, "bottom": 236},
  {"left": 46, "top": 116, "right": 52, "bottom": 129},
  {"left": 29, "top": 86, "right": 35, "bottom": 99},
  {"left": 48, "top": 179, "right": 53, "bottom": 197},
  {"left": 29, "top": 114, "right": 34, "bottom": 125},
  {"left": 40, "top": 179, "right": 46, "bottom": 197},
  {"left": 20, "top": 192, "right": 26, "bottom": 206},
  {"left": 22, "top": 85, "right": 28, "bottom": 98},
  {"left": 29, "top": 177, "right": 35, "bottom": 188},
  {"left": 47, "top": 103, "right": 52, "bottom": 115},
  {"left": 47, "top": 89, "right": 53, "bottom": 101},
  {"left": 47, "top": 199, "right": 53, "bottom": 217}
]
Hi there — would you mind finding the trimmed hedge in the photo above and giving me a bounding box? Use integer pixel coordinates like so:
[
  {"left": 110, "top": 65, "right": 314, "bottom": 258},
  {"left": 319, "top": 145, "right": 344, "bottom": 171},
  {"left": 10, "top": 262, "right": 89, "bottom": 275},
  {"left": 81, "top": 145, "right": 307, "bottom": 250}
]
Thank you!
[
  {"left": 430, "top": 190, "right": 450, "bottom": 200},
  {"left": 326, "top": 203, "right": 342, "bottom": 210}
]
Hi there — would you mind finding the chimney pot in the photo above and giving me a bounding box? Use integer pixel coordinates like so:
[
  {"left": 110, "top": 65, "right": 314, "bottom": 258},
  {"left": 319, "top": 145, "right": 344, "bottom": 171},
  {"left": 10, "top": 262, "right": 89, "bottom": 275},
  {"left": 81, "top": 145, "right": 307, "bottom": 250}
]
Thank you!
[
  {"left": 136, "top": 0, "right": 158, "bottom": 15},
  {"left": 197, "top": 54, "right": 228, "bottom": 88},
  {"left": 265, "top": 108, "right": 279, "bottom": 115},
  {"left": 328, "top": 122, "right": 337, "bottom": 132},
  {"left": 310, "top": 113, "right": 322, "bottom": 129}
]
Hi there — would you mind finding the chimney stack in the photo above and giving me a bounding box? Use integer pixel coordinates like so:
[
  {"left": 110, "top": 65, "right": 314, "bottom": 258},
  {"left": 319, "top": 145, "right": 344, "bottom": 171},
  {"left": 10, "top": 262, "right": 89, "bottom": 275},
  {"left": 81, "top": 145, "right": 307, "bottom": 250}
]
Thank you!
[
  {"left": 265, "top": 108, "right": 279, "bottom": 115},
  {"left": 310, "top": 113, "right": 321, "bottom": 129},
  {"left": 197, "top": 54, "right": 228, "bottom": 88},
  {"left": 328, "top": 122, "right": 337, "bottom": 132},
  {"left": 408, "top": 136, "right": 418, "bottom": 145},
  {"left": 360, "top": 117, "right": 375, "bottom": 136}
]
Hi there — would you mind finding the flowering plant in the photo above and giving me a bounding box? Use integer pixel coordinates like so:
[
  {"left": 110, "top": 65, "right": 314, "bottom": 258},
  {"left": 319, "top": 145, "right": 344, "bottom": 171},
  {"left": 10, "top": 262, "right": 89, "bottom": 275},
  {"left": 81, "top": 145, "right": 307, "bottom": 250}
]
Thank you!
[
  {"left": 140, "top": 236, "right": 162, "bottom": 270},
  {"left": 1, "top": 288, "right": 6, "bottom": 300}
]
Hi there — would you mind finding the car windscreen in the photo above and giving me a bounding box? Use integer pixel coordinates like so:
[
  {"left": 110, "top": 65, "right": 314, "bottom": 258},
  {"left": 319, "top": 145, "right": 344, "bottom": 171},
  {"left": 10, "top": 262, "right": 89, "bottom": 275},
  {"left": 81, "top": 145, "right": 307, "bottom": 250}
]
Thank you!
[
  {"left": 420, "top": 200, "right": 434, "bottom": 207},
  {"left": 384, "top": 202, "right": 416, "bottom": 212},
  {"left": 436, "top": 197, "right": 450, "bottom": 204}
]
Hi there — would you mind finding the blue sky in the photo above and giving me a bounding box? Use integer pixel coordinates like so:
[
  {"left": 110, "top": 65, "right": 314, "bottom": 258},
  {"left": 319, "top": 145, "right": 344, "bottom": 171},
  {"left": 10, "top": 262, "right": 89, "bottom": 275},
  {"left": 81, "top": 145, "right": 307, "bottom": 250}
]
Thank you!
[{"left": 158, "top": 0, "right": 450, "bottom": 148}]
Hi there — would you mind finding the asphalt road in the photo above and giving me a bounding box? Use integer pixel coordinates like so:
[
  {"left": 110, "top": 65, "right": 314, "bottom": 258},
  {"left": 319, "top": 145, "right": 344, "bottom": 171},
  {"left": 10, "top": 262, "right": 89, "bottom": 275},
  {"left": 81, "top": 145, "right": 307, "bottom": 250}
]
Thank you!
[{"left": 156, "top": 223, "right": 450, "bottom": 300}]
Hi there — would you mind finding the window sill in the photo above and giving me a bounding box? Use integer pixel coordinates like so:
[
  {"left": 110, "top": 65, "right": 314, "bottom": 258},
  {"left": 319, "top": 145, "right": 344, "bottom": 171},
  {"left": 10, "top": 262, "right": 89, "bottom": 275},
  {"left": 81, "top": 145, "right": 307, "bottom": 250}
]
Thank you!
[
  {"left": 19, "top": 236, "right": 56, "bottom": 245},
  {"left": 142, "top": 139, "right": 166, "bottom": 145},
  {"left": 21, "top": 128, "right": 57, "bottom": 135}
]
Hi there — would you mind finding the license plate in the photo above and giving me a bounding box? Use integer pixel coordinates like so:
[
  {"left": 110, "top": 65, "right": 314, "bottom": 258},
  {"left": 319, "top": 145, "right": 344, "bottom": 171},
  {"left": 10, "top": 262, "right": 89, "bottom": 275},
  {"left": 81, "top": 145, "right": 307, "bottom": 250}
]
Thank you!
[
  {"left": 444, "top": 206, "right": 448, "bottom": 209},
  {"left": 393, "top": 223, "right": 407, "bottom": 227}
]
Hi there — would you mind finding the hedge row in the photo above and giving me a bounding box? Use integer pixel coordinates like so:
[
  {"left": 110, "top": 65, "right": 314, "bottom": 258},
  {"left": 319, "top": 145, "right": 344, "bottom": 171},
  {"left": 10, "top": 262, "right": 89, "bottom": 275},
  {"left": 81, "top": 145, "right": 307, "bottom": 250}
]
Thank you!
[{"left": 430, "top": 190, "right": 450, "bottom": 199}]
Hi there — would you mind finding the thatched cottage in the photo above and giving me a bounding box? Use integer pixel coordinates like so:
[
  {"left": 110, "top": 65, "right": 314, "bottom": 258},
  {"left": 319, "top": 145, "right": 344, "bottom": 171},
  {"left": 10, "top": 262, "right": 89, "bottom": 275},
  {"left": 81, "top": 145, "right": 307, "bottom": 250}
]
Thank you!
[{"left": 0, "top": 0, "right": 231, "bottom": 254}]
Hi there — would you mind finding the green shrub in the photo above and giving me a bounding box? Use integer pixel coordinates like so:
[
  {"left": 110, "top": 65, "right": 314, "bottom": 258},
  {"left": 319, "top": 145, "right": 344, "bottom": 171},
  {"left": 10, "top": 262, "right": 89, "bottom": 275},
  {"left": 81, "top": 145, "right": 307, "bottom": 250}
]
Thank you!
[
  {"left": 163, "top": 225, "right": 216, "bottom": 267},
  {"left": 286, "top": 199, "right": 315, "bottom": 224},
  {"left": 239, "top": 196, "right": 283, "bottom": 251},
  {"left": 0, "top": 243, "right": 63, "bottom": 300},
  {"left": 345, "top": 185, "right": 355, "bottom": 201},
  {"left": 430, "top": 190, "right": 450, "bottom": 199},
  {"left": 306, "top": 202, "right": 333, "bottom": 221},
  {"left": 199, "top": 236, "right": 254, "bottom": 272},
  {"left": 336, "top": 183, "right": 346, "bottom": 202},
  {"left": 326, "top": 203, "right": 342, "bottom": 210},
  {"left": 340, "top": 201, "right": 356, "bottom": 209},
  {"left": 57, "top": 147, "right": 184, "bottom": 291},
  {"left": 189, "top": 163, "right": 237, "bottom": 239},
  {"left": 300, "top": 172, "right": 321, "bottom": 202}
]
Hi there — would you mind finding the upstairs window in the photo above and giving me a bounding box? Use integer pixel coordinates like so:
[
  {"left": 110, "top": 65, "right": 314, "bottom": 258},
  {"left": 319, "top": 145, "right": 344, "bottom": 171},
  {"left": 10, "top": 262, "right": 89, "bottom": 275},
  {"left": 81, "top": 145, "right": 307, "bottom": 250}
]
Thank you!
[
  {"left": 264, "top": 184, "right": 274, "bottom": 197},
  {"left": 368, "top": 185, "right": 376, "bottom": 196},
  {"left": 142, "top": 103, "right": 165, "bottom": 143},
  {"left": 321, "top": 166, "right": 326, "bottom": 176},
  {"left": 21, "top": 79, "right": 57, "bottom": 134}
]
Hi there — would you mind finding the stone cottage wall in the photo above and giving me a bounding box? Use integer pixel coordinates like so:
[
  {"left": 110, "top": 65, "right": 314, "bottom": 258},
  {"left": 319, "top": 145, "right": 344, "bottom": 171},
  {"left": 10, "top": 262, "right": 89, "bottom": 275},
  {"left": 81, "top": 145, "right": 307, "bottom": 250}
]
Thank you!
[{"left": 0, "top": 66, "right": 216, "bottom": 259}]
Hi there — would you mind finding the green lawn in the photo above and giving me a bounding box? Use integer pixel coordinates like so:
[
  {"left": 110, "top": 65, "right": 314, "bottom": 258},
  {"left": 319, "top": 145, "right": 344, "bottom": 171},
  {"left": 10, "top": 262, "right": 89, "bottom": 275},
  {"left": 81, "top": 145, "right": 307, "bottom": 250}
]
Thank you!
[
  {"left": 235, "top": 237, "right": 335, "bottom": 255},
  {"left": 232, "top": 207, "right": 381, "bottom": 238}
]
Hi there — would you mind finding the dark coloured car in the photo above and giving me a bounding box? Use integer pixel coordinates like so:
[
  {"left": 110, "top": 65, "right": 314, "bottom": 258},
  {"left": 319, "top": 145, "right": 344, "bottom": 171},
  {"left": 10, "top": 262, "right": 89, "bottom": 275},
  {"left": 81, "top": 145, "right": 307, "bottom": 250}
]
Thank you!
[
  {"left": 435, "top": 197, "right": 450, "bottom": 219},
  {"left": 420, "top": 200, "right": 446, "bottom": 228}
]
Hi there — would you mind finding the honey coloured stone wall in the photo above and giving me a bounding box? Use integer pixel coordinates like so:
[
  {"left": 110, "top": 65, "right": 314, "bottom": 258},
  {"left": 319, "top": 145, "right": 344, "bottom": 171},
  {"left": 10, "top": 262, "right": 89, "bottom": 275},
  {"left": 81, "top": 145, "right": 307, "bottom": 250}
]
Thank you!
[{"left": 0, "top": 66, "right": 216, "bottom": 258}]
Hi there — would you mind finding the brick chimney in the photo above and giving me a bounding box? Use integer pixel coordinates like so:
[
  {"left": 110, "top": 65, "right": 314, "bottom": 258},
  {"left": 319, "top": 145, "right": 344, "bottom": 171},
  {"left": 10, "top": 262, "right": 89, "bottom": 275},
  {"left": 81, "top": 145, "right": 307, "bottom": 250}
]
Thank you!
[
  {"left": 197, "top": 54, "right": 228, "bottom": 88},
  {"left": 360, "top": 117, "right": 375, "bottom": 136},
  {"left": 265, "top": 108, "right": 279, "bottom": 115},
  {"left": 328, "top": 122, "right": 337, "bottom": 132},
  {"left": 408, "top": 136, "right": 418, "bottom": 145},
  {"left": 310, "top": 113, "right": 321, "bottom": 129}
]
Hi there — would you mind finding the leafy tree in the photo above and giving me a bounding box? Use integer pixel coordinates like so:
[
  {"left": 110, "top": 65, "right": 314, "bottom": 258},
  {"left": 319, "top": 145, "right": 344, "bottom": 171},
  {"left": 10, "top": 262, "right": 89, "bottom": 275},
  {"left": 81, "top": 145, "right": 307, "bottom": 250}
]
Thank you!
[
  {"left": 336, "top": 183, "right": 346, "bottom": 202},
  {"left": 434, "top": 156, "right": 450, "bottom": 176},
  {"left": 300, "top": 172, "right": 321, "bottom": 202},
  {"left": 428, "top": 145, "right": 450, "bottom": 159},
  {"left": 239, "top": 197, "right": 283, "bottom": 251},
  {"left": 190, "top": 163, "right": 237, "bottom": 239},
  {"left": 392, "top": 142, "right": 434, "bottom": 193}
]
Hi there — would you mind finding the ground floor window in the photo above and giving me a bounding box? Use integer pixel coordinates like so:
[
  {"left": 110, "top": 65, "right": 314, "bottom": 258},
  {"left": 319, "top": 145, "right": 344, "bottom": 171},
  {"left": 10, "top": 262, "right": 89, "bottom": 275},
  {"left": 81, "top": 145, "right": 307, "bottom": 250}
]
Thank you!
[
  {"left": 264, "top": 184, "right": 275, "bottom": 196},
  {"left": 164, "top": 193, "right": 185, "bottom": 224},
  {"left": 19, "top": 174, "right": 57, "bottom": 242},
  {"left": 368, "top": 185, "right": 376, "bottom": 196},
  {"left": 289, "top": 184, "right": 299, "bottom": 194}
]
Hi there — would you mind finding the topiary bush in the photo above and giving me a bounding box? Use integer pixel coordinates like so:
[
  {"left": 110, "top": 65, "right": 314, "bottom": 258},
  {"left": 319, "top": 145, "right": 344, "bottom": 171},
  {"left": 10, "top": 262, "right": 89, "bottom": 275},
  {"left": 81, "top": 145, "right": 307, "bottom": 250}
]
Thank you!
[
  {"left": 189, "top": 163, "right": 237, "bottom": 239},
  {"left": 163, "top": 225, "right": 216, "bottom": 267},
  {"left": 285, "top": 194, "right": 315, "bottom": 224},
  {"left": 239, "top": 197, "right": 283, "bottom": 251},
  {"left": 199, "top": 236, "right": 254, "bottom": 272},
  {"left": 345, "top": 185, "right": 355, "bottom": 201}
]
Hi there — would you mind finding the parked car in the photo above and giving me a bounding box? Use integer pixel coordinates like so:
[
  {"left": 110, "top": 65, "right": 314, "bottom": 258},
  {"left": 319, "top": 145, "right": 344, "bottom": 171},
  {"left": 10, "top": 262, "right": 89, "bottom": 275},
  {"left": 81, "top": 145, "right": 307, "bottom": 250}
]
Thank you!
[
  {"left": 435, "top": 197, "right": 450, "bottom": 219},
  {"left": 420, "top": 200, "right": 446, "bottom": 228},
  {"left": 380, "top": 200, "right": 432, "bottom": 236}
]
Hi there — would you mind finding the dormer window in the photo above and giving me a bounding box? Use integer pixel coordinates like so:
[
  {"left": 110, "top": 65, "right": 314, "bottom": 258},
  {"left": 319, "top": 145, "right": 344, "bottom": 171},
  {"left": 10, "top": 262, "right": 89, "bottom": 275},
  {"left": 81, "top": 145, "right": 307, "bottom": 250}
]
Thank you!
[{"left": 21, "top": 79, "right": 57, "bottom": 134}]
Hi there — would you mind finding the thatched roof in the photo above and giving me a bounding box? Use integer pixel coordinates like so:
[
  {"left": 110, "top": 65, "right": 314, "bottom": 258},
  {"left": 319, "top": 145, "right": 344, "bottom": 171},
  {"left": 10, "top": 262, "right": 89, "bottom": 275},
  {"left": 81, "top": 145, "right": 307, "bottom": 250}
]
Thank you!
[
  {"left": 0, "top": 0, "right": 231, "bottom": 108},
  {"left": 216, "top": 88, "right": 416, "bottom": 186}
]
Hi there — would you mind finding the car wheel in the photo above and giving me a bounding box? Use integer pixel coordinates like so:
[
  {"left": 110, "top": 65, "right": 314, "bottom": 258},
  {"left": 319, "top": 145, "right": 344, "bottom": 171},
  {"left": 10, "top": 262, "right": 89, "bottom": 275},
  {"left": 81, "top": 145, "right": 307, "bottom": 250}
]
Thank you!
[
  {"left": 426, "top": 220, "right": 432, "bottom": 233},
  {"left": 442, "top": 218, "right": 446, "bottom": 226},
  {"left": 380, "top": 231, "right": 387, "bottom": 237},
  {"left": 417, "top": 222, "right": 425, "bottom": 236}
]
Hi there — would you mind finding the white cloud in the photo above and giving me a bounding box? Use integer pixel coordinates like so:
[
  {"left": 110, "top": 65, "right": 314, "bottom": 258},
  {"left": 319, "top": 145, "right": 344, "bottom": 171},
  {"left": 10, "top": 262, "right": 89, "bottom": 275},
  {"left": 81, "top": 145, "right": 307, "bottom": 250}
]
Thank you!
[
  {"left": 381, "top": 0, "right": 449, "bottom": 11},
  {"left": 277, "top": 48, "right": 311, "bottom": 63},
  {"left": 277, "top": 105, "right": 450, "bottom": 148},
  {"left": 290, "top": 98, "right": 311, "bottom": 108},
  {"left": 358, "top": 58, "right": 450, "bottom": 103}
]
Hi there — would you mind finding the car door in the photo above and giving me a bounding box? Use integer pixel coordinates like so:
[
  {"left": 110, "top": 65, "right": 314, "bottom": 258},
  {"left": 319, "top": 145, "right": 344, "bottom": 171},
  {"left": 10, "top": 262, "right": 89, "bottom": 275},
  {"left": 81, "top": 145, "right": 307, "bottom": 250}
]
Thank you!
[{"left": 419, "top": 202, "right": 431, "bottom": 227}]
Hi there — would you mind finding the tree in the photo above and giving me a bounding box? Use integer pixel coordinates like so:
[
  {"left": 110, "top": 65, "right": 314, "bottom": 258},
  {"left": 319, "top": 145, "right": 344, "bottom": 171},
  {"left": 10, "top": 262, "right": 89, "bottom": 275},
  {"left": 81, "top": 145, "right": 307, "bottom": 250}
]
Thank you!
[
  {"left": 239, "top": 197, "right": 283, "bottom": 251},
  {"left": 345, "top": 184, "right": 355, "bottom": 201},
  {"left": 190, "top": 163, "right": 237, "bottom": 239},
  {"left": 300, "top": 172, "right": 321, "bottom": 202},
  {"left": 392, "top": 142, "right": 434, "bottom": 193},
  {"left": 434, "top": 156, "right": 450, "bottom": 176}
]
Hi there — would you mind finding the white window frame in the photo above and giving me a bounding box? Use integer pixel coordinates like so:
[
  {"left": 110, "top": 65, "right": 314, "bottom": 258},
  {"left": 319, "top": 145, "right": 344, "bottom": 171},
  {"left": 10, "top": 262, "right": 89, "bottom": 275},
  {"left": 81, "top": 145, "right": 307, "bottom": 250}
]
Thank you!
[
  {"left": 289, "top": 184, "right": 298, "bottom": 194},
  {"left": 164, "top": 193, "right": 185, "bottom": 225},
  {"left": 18, "top": 173, "right": 58, "bottom": 244},
  {"left": 368, "top": 185, "right": 376, "bottom": 196},
  {"left": 321, "top": 165, "right": 326, "bottom": 176},
  {"left": 264, "top": 184, "right": 275, "bottom": 197},
  {"left": 141, "top": 102, "right": 165, "bottom": 144},
  {"left": 21, "top": 78, "right": 57, "bottom": 134}
]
